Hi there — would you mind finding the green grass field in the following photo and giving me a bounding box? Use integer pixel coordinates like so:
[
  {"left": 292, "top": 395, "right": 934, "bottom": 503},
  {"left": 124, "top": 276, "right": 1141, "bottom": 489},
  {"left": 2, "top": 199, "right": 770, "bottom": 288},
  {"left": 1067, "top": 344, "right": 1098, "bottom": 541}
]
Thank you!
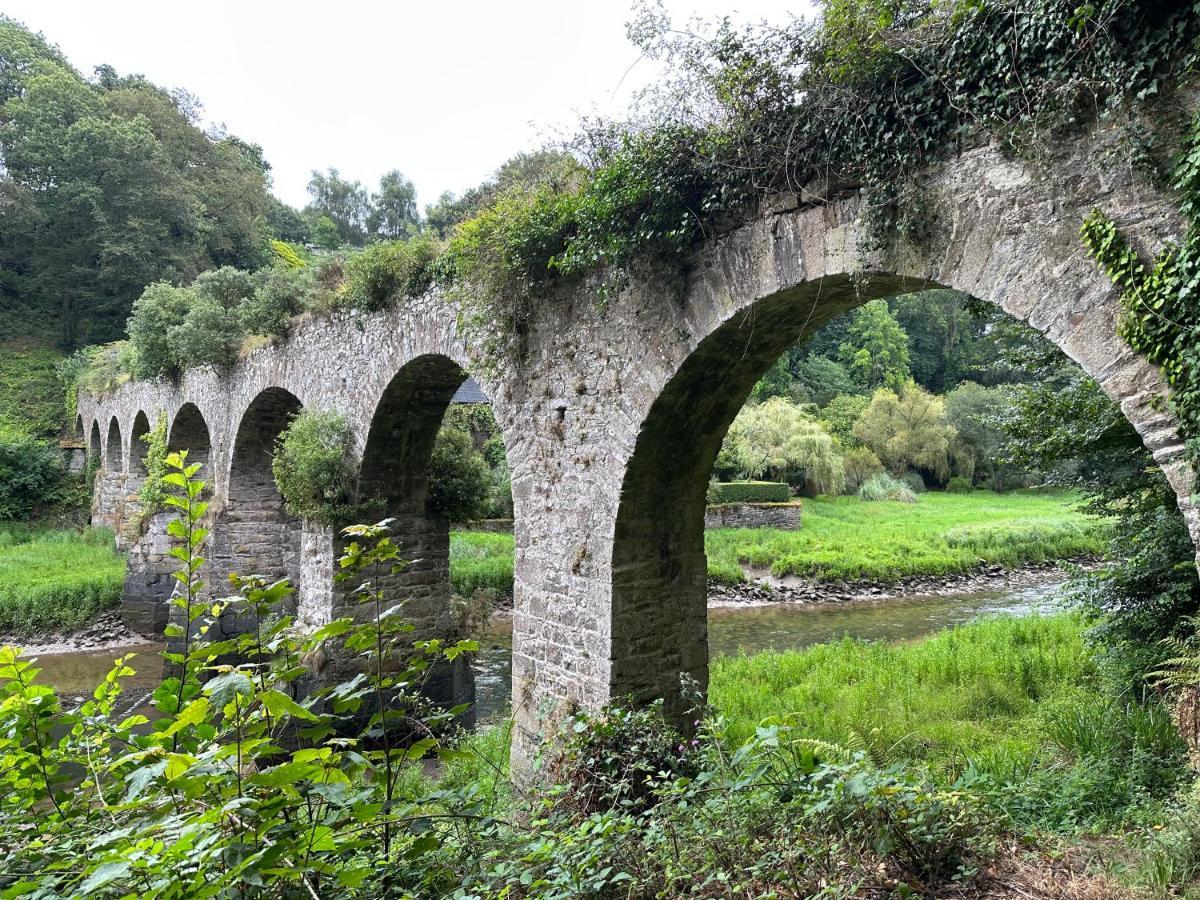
[
  {"left": 705, "top": 490, "right": 1107, "bottom": 583},
  {"left": 450, "top": 490, "right": 1108, "bottom": 595},
  {"left": 0, "top": 527, "right": 125, "bottom": 634}
]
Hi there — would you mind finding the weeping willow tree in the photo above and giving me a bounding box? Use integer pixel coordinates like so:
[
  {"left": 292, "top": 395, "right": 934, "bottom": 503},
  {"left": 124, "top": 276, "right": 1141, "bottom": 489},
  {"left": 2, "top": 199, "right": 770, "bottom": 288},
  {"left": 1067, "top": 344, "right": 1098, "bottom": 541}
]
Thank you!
[{"left": 721, "top": 397, "right": 845, "bottom": 495}]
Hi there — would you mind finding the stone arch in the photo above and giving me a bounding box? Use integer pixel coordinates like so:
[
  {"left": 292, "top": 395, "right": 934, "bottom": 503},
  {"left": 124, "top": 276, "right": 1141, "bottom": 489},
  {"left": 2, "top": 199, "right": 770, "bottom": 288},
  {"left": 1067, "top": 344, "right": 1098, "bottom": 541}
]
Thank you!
[
  {"left": 348, "top": 353, "right": 475, "bottom": 710},
  {"left": 75, "top": 414, "right": 84, "bottom": 438},
  {"left": 88, "top": 420, "right": 101, "bottom": 459},
  {"left": 129, "top": 411, "right": 152, "bottom": 481},
  {"left": 105, "top": 416, "right": 123, "bottom": 473},
  {"left": 607, "top": 268, "right": 1193, "bottom": 725},
  {"left": 210, "top": 387, "right": 304, "bottom": 598},
  {"left": 168, "top": 402, "right": 212, "bottom": 472}
]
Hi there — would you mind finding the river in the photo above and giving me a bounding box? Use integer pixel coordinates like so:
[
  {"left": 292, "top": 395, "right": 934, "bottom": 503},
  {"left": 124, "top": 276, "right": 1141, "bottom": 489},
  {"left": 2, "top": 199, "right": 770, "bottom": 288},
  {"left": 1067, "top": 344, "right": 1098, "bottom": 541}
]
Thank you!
[{"left": 26, "top": 579, "right": 1065, "bottom": 721}]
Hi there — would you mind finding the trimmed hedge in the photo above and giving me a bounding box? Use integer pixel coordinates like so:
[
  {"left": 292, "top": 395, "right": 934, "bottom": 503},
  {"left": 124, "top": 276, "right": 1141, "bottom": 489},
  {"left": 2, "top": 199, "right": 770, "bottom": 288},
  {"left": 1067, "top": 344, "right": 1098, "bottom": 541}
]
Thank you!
[{"left": 708, "top": 481, "right": 790, "bottom": 504}]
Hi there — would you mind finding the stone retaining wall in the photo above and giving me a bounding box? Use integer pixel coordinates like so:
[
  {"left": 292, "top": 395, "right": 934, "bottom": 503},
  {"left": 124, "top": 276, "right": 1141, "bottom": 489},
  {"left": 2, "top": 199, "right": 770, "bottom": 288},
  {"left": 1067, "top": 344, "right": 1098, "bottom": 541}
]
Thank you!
[{"left": 704, "top": 502, "right": 802, "bottom": 530}]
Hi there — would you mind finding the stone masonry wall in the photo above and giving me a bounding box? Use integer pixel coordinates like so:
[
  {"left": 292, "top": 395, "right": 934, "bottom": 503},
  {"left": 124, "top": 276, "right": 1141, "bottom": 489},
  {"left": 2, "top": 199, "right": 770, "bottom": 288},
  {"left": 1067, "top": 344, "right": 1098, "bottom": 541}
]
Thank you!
[{"left": 704, "top": 502, "right": 802, "bottom": 530}]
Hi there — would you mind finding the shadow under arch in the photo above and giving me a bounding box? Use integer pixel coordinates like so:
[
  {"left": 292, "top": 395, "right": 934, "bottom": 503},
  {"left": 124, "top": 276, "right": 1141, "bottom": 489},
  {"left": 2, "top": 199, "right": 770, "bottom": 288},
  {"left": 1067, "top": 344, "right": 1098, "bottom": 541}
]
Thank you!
[
  {"left": 88, "top": 420, "right": 102, "bottom": 460},
  {"left": 129, "top": 411, "right": 151, "bottom": 483},
  {"left": 105, "top": 416, "right": 123, "bottom": 473},
  {"left": 610, "top": 273, "right": 956, "bottom": 718},
  {"left": 168, "top": 402, "right": 212, "bottom": 473},
  {"left": 354, "top": 353, "right": 475, "bottom": 713},
  {"left": 209, "top": 387, "right": 304, "bottom": 604}
]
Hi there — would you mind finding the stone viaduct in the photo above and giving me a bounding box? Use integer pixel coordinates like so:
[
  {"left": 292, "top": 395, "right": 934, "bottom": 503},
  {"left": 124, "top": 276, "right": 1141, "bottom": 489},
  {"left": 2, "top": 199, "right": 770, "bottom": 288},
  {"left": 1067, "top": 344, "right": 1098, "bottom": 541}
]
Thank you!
[{"left": 78, "top": 117, "right": 1200, "bottom": 780}]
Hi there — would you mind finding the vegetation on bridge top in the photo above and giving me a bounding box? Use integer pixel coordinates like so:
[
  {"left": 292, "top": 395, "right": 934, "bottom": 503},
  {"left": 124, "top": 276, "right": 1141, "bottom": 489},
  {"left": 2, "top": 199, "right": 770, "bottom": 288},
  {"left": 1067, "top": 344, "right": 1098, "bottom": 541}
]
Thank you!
[{"left": 51, "top": 0, "right": 1200, "bottom": 395}]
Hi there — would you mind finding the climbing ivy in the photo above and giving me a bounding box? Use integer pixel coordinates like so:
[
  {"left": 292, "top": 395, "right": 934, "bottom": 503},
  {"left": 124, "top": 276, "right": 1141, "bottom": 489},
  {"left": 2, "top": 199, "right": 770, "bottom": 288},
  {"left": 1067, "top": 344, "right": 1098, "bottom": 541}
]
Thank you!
[
  {"left": 137, "top": 413, "right": 169, "bottom": 513},
  {"left": 1081, "top": 111, "right": 1200, "bottom": 461}
]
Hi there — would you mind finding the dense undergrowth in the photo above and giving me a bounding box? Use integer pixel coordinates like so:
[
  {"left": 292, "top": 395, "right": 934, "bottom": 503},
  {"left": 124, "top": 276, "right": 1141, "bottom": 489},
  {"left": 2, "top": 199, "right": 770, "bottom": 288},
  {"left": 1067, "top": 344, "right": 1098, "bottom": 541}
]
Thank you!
[{"left": 0, "top": 526, "right": 122, "bottom": 633}]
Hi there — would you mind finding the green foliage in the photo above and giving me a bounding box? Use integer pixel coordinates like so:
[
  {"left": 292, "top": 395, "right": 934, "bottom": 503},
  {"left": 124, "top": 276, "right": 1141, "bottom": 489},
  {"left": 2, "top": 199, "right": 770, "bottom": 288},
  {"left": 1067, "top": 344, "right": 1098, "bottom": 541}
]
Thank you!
[
  {"left": 136, "top": 412, "right": 168, "bottom": 511},
  {"left": 859, "top": 471, "right": 918, "bottom": 503},
  {"left": 340, "top": 235, "right": 441, "bottom": 312},
  {"left": 0, "top": 433, "right": 64, "bottom": 520},
  {"left": 0, "top": 526, "right": 122, "bottom": 632},
  {"left": 854, "top": 382, "right": 958, "bottom": 482},
  {"left": 790, "top": 355, "right": 859, "bottom": 406},
  {"left": 706, "top": 480, "right": 791, "bottom": 504},
  {"left": 271, "top": 409, "right": 357, "bottom": 525},
  {"left": 269, "top": 238, "right": 306, "bottom": 269},
  {"left": 0, "top": 454, "right": 484, "bottom": 897},
  {"left": 838, "top": 298, "right": 911, "bottom": 391},
  {"left": 427, "top": 423, "right": 492, "bottom": 522},
  {"left": 0, "top": 342, "right": 64, "bottom": 438},
  {"left": 705, "top": 490, "right": 1107, "bottom": 583},
  {"left": 0, "top": 18, "right": 272, "bottom": 347},
  {"left": 819, "top": 392, "right": 871, "bottom": 448},
  {"left": 719, "top": 397, "right": 845, "bottom": 494},
  {"left": 239, "top": 266, "right": 311, "bottom": 338},
  {"left": 450, "top": 531, "right": 514, "bottom": 597},
  {"left": 842, "top": 445, "right": 884, "bottom": 492},
  {"left": 126, "top": 282, "right": 193, "bottom": 379}
]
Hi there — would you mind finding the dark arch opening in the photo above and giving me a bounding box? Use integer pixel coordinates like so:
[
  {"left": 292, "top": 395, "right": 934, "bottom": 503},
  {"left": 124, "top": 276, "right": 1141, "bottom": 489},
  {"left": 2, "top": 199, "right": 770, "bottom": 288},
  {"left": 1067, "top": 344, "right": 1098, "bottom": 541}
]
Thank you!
[
  {"left": 211, "top": 388, "right": 303, "bottom": 598},
  {"left": 129, "top": 411, "right": 151, "bottom": 482},
  {"left": 89, "top": 420, "right": 102, "bottom": 460},
  {"left": 105, "top": 417, "right": 123, "bottom": 473},
  {"left": 75, "top": 414, "right": 84, "bottom": 437},
  {"left": 357, "top": 354, "right": 477, "bottom": 713},
  {"left": 168, "top": 403, "right": 212, "bottom": 474}
]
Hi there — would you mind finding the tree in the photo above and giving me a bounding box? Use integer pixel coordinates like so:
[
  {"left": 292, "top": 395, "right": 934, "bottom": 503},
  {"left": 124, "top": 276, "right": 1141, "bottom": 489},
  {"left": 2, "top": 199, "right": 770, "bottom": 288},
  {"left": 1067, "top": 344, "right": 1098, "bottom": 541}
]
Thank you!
[
  {"left": 819, "top": 393, "right": 870, "bottom": 447},
  {"left": 943, "top": 381, "right": 1022, "bottom": 489},
  {"left": 792, "top": 356, "right": 858, "bottom": 406},
  {"left": 368, "top": 169, "right": 419, "bottom": 240},
  {"left": 427, "top": 423, "right": 491, "bottom": 521},
  {"left": 838, "top": 299, "right": 911, "bottom": 391},
  {"left": 0, "top": 19, "right": 272, "bottom": 347},
  {"left": 852, "top": 382, "right": 956, "bottom": 482},
  {"left": 304, "top": 168, "right": 369, "bottom": 247},
  {"left": 721, "top": 397, "right": 845, "bottom": 495}
]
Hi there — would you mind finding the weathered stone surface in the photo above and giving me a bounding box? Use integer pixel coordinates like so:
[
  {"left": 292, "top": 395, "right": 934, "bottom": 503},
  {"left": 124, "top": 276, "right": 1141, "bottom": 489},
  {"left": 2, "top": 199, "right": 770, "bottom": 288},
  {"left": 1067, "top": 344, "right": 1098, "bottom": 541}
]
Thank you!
[
  {"left": 79, "top": 116, "right": 1200, "bottom": 785},
  {"left": 704, "top": 502, "right": 802, "bottom": 530}
]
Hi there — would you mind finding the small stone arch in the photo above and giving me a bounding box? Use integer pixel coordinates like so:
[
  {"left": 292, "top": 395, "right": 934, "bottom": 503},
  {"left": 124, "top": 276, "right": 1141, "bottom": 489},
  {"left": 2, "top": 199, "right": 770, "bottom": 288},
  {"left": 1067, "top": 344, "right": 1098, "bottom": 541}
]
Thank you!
[
  {"left": 88, "top": 420, "right": 102, "bottom": 460},
  {"left": 168, "top": 402, "right": 212, "bottom": 473},
  {"left": 105, "top": 417, "right": 123, "bottom": 473},
  {"left": 129, "top": 411, "right": 152, "bottom": 482},
  {"left": 75, "top": 414, "right": 84, "bottom": 438},
  {"left": 210, "top": 387, "right": 304, "bottom": 598}
]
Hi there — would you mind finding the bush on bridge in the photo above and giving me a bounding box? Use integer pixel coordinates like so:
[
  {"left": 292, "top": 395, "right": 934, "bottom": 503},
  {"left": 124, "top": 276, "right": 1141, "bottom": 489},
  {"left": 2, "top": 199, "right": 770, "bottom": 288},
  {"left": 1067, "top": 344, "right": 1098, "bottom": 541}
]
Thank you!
[
  {"left": 339, "top": 234, "right": 441, "bottom": 312},
  {"left": 272, "top": 409, "right": 358, "bottom": 525}
]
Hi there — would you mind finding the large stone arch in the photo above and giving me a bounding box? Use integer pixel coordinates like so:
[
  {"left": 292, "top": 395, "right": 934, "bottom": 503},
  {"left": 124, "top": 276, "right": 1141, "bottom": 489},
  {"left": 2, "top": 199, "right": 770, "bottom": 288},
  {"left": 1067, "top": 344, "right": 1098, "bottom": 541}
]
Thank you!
[{"left": 332, "top": 353, "right": 477, "bottom": 709}]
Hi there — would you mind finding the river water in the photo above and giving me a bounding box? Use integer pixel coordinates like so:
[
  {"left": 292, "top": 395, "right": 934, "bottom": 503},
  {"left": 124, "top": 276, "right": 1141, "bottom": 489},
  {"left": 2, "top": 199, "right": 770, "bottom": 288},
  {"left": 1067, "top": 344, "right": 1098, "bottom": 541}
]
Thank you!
[{"left": 27, "top": 580, "right": 1065, "bottom": 721}]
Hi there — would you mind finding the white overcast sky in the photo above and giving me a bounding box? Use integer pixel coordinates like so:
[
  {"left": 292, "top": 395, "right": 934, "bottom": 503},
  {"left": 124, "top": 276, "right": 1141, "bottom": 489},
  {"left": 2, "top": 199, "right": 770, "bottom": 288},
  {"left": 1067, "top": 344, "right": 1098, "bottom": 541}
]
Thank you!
[{"left": 3, "top": 0, "right": 810, "bottom": 210}]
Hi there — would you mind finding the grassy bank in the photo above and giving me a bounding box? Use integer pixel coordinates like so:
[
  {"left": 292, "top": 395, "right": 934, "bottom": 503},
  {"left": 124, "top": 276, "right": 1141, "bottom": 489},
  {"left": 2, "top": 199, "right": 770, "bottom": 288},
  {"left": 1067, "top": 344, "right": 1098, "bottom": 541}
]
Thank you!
[
  {"left": 450, "top": 490, "right": 1108, "bottom": 595},
  {"left": 0, "top": 527, "right": 124, "bottom": 633},
  {"left": 449, "top": 531, "right": 514, "bottom": 597},
  {"left": 706, "top": 489, "right": 1108, "bottom": 583}
]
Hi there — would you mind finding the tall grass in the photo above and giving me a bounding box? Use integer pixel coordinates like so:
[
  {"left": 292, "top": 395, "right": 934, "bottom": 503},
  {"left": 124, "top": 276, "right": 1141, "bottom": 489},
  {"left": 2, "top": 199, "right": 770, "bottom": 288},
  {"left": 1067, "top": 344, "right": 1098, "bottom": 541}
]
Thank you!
[
  {"left": 706, "top": 490, "right": 1108, "bottom": 583},
  {"left": 451, "top": 491, "right": 1108, "bottom": 592},
  {"left": 0, "top": 526, "right": 124, "bottom": 633},
  {"left": 450, "top": 531, "right": 514, "bottom": 597},
  {"left": 709, "top": 613, "right": 1188, "bottom": 830}
]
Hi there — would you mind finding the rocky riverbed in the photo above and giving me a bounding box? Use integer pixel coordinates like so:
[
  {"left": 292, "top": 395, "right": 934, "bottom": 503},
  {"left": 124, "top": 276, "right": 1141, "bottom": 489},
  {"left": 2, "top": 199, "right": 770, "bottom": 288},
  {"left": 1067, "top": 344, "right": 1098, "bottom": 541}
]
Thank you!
[
  {"left": 0, "top": 609, "right": 156, "bottom": 656},
  {"left": 705, "top": 558, "right": 1097, "bottom": 607}
]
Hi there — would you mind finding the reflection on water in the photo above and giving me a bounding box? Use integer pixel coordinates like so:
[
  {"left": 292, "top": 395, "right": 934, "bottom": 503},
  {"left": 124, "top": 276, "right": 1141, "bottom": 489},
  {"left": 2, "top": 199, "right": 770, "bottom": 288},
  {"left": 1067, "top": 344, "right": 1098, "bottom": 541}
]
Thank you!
[
  {"left": 25, "top": 581, "right": 1064, "bottom": 726},
  {"left": 473, "top": 581, "right": 1065, "bottom": 722}
]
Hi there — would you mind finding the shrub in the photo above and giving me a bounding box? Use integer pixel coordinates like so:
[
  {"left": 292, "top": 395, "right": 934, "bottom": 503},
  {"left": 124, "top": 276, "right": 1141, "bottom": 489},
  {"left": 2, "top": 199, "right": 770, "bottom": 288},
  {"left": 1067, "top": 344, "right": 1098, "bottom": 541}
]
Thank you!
[
  {"left": 819, "top": 393, "right": 870, "bottom": 447},
  {"left": 136, "top": 413, "right": 169, "bottom": 511},
  {"left": 127, "top": 282, "right": 193, "bottom": 379},
  {"left": 853, "top": 383, "right": 957, "bottom": 481},
  {"left": 239, "top": 267, "right": 312, "bottom": 337},
  {"left": 842, "top": 446, "right": 884, "bottom": 492},
  {"left": 947, "top": 475, "right": 973, "bottom": 493},
  {"left": 858, "top": 472, "right": 917, "bottom": 503},
  {"left": 427, "top": 424, "right": 491, "bottom": 522},
  {"left": 271, "top": 409, "right": 357, "bottom": 524},
  {"left": 707, "top": 481, "right": 790, "bottom": 504},
  {"left": 901, "top": 470, "right": 926, "bottom": 493},
  {"left": 0, "top": 434, "right": 63, "bottom": 520},
  {"left": 168, "top": 297, "right": 242, "bottom": 372},
  {"left": 341, "top": 236, "right": 441, "bottom": 312}
]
